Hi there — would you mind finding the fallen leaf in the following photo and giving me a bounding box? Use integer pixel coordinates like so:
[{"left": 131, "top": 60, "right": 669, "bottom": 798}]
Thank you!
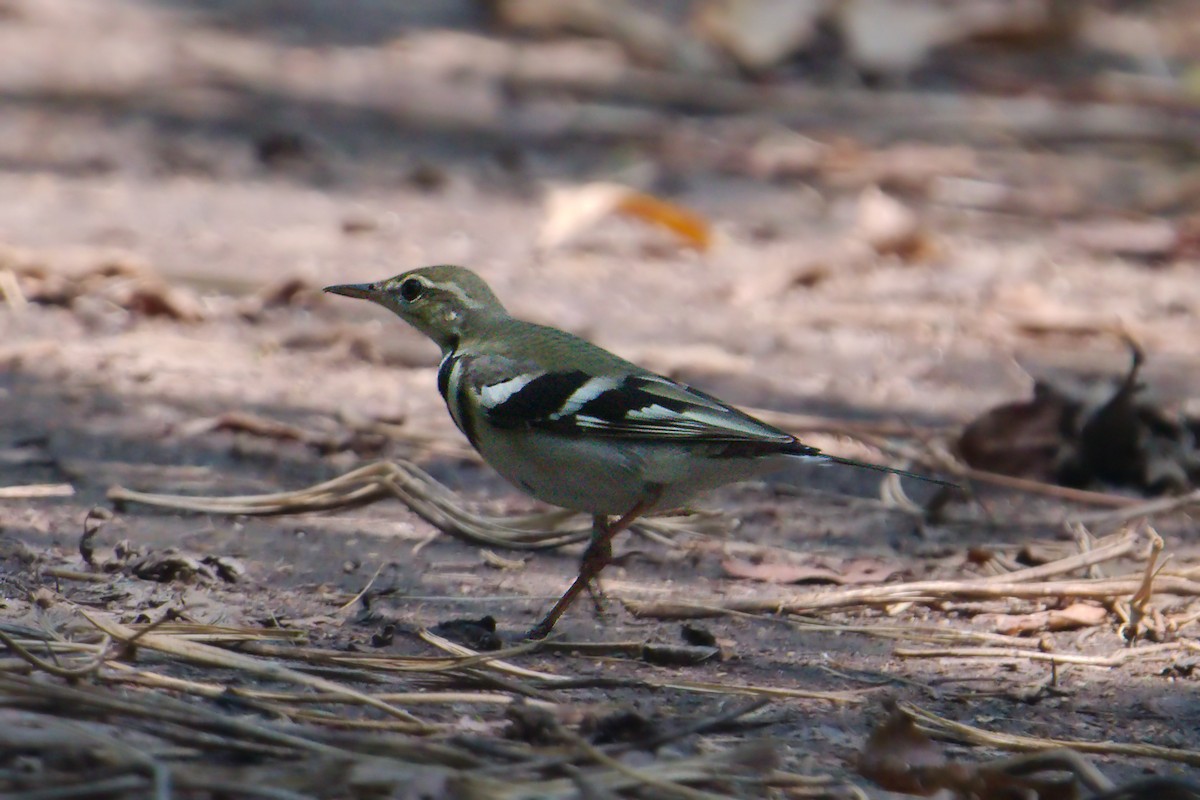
[
  {"left": 640, "top": 643, "right": 720, "bottom": 667},
  {"left": 1060, "top": 218, "right": 1179, "bottom": 262},
  {"left": 837, "top": 0, "right": 958, "bottom": 77},
  {"left": 431, "top": 616, "right": 502, "bottom": 651},
  {"left": 837, "top": 0, "right": 1080, "bottom": 78},
  {"left": 853, "top": 186, "right": 937, "bottom": 261},
  {"left": 743, "top": 129, "right": 827, "bottom": 180},
  {"left": 957, "top": 341, "right": 1200, "bottom": 494},
  {"left": 984, "top": 602, "right": 1109, "bottom": 636},
  {"left": 539, "top": 182, "right": 712, "bottom": 252},
  {"left": 2, "top": 246, "right": 205, "bottom": 321},
  {"left": 722, "top": 555, "right": 898, "bottom": 585},
  {"left": 615, "top": 190, "right": 713, "bottom": 250},
  {"left": 857, "top": 706, "right": 949, "bottom": 795},
  {"left": 957, "top": 381, "right": 1076, "bottom": 482},
  {"left": 693, "top": 0, "right": 830, "bottom": 71},
  {"left": 116, "top": 282, "right": 205, "bottom": 322},
  {"left": 179, "top": 411, "right": 314, "bottom": 443},
  {"left": 493, "top": 0, "right": 719, "bottom": 73},
  {"left": 126, "top": 549, "right": 242, "bottom": 584},
  {"left": 859, "top": 704, "right": 1091, "bottom": 799}
]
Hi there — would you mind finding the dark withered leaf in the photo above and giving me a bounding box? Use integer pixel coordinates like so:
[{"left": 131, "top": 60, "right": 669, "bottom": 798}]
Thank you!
[
  {"left": 957, "top": 381, "right": 1076, "bottom": 482},
  {"left": 640, "top": 643, "right": 719, "bottom": 667},
  {"left": 958, "top": 341, "right": 1199, "bottom": 496},
  {"left": 431, "top": 615, "right": 502, "bottom": 651}
]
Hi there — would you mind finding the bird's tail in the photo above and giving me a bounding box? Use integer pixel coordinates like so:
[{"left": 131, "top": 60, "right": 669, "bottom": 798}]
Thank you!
[{"left": 822, "top": 455, "right": 960, "bottom": 489}]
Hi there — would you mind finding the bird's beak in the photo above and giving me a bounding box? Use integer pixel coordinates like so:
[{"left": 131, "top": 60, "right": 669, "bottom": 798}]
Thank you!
[{"left": 323, "top": 282, "right": 378, "bottom": 300}]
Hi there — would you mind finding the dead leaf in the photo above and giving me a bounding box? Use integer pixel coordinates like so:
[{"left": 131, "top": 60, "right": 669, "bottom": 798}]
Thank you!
[
  {"left": 722, "top": 555, "right": 898, "bottom": 585},
  {"left": 831, "top": 144, "right": 978, "bottom": 192},
  {"left": 957, "top": 341, "right": 1200, "bottom": 494},
  {"left": 957, "top": 381, "right": 1076, "bottom": 482},
  {"left": 853, "top": 186, "right": 937, "bottom": 261},
  {"left": 984, "top": 602, "right": 1109, "bottom": 636},
  {"left": 493, "top": 0, "right": 719, "bottom": 73},
  {"left": 743, "top": 130, "right": 827, "bottom": 180},
  {"left": 176, "top": 411, "right": 375, "bottom": 455},
  {"left": 693, "top": 0, "right": 830, "bottom": 71},
  {"left": 837, "top": 0, "right": 959, "bottom": 77},
  {"left": 858, "top": 705, "right": 1089, "bottom": 799},
  {"left": 204, "top": 555, "right": 245, "bottom": 583},
  {"left": 430, "top": 616, "right": 502, "bottom": 651},
  {"left": 539, "top": 182, "right": 712, "bottom": 252},
  {"left": 179, "top": 412, "right": 313, "bottom": 443},
  {"left": 837, "top": 0, "right": 1080, "bottom": 77},
  {"left": 126, "top": 549, "right": 242, "bottom": 583},
  {"left": 857, "top": 706, "right": 950, "bottom": 795},
  {"left": 640, "top": 643, "right": 720, "bottom": 667},
  {"left": 1, "top": 247, "right": 204, "bottom": 321},
  {"left": 115, "top": 281, "right": 205, "bottom": 321},
  {"left": 255, "top": 276, "right": 321, "bottom": 309},
  {"left": 1060, "top": 218, "right": 1179, "bottom": 262}
]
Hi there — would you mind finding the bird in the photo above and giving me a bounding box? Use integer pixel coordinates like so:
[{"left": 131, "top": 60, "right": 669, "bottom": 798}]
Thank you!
[{"left": 324, "top": 265, "right": 954, "bottom": 639}]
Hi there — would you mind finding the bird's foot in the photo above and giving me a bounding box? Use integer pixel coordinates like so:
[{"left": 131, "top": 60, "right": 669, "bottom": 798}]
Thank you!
[
  {"left": 580, "top": 535, "right": 614, "bottom": 618},
  {"left": 584, "top": 574, "right": 611, "bottom": 619},
  {"left": 526, "top": 532, "right": 614, "bottom": 639}
]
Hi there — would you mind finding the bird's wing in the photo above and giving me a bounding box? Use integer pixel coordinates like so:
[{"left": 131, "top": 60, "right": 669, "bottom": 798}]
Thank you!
[{"left": 451, "top": 352, "right": 803, "bottom": 448}]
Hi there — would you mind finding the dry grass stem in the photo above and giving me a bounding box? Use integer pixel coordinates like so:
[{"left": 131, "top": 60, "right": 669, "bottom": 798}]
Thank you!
[
  {"left": 108, "top": 459, "right": 704, "bottom": 551},
  {"left": 83, "top": 612, "right": 430, "bottom": 728},
  {"left": 629, "top": 573, "right": 1200, "bottom": 618},
  {"left": 903, "top": 701, "right": 1200, "bottom": 766},
  {"left": 0, "top": 483, "right": 75, "bottom": 499},
  {"left": 895, "top": 641, "right": 1196, "bottom": 668},
  {"left": 1116, "top": 528, "right": 1169, "bottom": 642}
]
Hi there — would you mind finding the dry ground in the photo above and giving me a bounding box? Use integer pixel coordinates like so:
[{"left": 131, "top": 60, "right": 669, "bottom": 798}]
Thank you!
[{"left": 2, "top": 1, "right": 1200, "bottom": 797}]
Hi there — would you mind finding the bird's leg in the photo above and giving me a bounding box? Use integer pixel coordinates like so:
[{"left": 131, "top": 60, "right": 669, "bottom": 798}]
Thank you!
[
  {"left": 527, "top": 495, "right": 655, "bottom": 640},
  {"left": 583, "top": 515, "right": 613, "bottom": 617}
]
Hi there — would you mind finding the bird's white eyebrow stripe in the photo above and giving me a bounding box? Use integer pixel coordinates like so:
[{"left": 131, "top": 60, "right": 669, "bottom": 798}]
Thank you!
[
  {"left": 424, "top": 279, "right": 485, "bottom": 309},
  {"left": 550, "top": 376, "right": 621, "bottom": 420},
  {"left": 479, "top": 374, "right": 536, "bottom": 408}
]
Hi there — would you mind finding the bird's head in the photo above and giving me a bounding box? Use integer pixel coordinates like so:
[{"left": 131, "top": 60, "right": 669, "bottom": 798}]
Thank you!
[{"left": 324, "top": 265, "right": 506, "bottom": 351}]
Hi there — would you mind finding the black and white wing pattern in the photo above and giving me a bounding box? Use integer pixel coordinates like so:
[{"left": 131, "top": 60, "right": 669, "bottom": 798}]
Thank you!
[{"left": 439, "top": 350, "right": 817, "bottom": 457}]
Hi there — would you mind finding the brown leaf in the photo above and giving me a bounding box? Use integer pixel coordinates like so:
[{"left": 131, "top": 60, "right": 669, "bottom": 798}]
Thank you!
[
  {"left": 853, "top": 186, "right": 937, "bottom": 261},
  {"left": 117, "top": 282, "right": 205, "bottom": 322},
  {"left": 540, "top": 182, "right": 712, "bottom": 252},
  {"left": 693, "top": 0, "right": 828, "bottom": 71},
  {"left": 985, "top": 602, "right": 1109, "bottom": 636},
  {"left": 615, "top": 190, "right": 712, "bottom": 250},
  {"left": 857, "top": 706, "right": 950, "bottom": 795},
  {"left": 640, "top": 643, "right": 720, "bottom": 667},
  {"left": 1060, "top": 218, "right": 1179, "bottom": 262},
  {"left": 494, "top": 0, "right": 719, "bottom": 73},
  {"left": 956, "top": 381, "right": 1075, "bottom": 481},
  {"left": 859, "top": 706, "right": 1086, "bottom": 800},
  {"left": 179, "top": 411, "right": 313, "bottom": 443},
  {"left": 722, "top": 555, "right": 898, "bottom": 585},
  {"left": 4, "top": 248, "right": 204, "bottom": 321},
  {"left": 837, "top": 0, "right": 960, "bottom": 76}
]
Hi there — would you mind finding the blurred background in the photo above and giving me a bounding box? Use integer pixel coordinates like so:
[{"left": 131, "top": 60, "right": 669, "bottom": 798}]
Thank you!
[{"left": 2, "top": 0, "right": 1198, "bottom": 491}]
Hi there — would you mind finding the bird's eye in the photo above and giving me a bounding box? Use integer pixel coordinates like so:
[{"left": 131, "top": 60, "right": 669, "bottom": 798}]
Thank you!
[{"left": 398, "top": 278, "right": 424, "bottom": 303}]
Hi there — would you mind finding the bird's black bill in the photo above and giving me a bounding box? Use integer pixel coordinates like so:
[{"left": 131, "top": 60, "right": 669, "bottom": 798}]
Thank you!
[
  {"left": 825, "top": 456, "right": 961, "bottom": 489},
  {"left": 323, "top": 282, "right": 378, "bottom": 300}
]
